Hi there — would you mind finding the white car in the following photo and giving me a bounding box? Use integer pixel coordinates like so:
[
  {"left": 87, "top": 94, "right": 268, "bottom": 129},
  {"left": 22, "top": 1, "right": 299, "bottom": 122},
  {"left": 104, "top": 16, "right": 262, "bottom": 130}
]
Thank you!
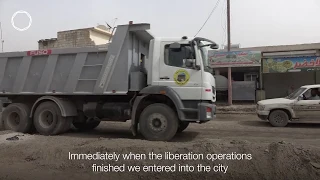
[{"left": 256, "top": 84, "right": 320, "bottom": 127}]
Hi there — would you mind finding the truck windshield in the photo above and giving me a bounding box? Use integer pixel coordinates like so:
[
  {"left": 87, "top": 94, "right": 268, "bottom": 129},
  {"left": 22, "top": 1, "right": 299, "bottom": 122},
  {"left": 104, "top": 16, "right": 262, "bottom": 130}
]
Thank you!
[{"left": 286, "top": 87, "right": 306, "bottom": 99}]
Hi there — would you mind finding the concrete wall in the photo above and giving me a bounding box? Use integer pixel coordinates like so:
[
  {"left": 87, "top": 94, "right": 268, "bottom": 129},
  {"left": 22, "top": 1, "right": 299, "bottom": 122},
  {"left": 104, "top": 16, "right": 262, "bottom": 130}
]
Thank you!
[
  {"left": 89, "top": 30, "right": 110, "bottom": 45},
  {"left": 38, "top": 40, "right": 58, "bottom": 49},
  {"left": 38, "top": 27, "right": 112, "bottom": 50}
]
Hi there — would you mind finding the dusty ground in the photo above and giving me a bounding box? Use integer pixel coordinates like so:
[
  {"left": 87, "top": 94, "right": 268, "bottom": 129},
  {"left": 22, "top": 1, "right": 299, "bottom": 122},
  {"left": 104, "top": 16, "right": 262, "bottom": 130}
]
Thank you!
[{"left": 0, "top": 114, "right": 320, "bottom": 180}]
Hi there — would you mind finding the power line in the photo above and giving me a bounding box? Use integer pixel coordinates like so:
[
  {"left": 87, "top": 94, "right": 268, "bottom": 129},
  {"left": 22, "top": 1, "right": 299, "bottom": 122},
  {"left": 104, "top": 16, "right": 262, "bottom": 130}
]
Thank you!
[{"left": 194, "top": 0, "right": 222, "bottom": 37}]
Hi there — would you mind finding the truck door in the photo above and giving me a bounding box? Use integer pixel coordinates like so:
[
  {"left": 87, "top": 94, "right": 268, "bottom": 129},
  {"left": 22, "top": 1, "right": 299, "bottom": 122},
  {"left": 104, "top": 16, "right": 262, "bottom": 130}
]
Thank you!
[{"left": 156, "top": 42, "right": 202, "bottom": 100}]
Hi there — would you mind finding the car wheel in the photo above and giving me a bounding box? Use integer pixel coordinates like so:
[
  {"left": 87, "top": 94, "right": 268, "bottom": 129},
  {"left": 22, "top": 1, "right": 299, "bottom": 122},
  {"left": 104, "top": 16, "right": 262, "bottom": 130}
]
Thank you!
[{"left": 268, "top": 110, "right": 289, "bottom": 127}]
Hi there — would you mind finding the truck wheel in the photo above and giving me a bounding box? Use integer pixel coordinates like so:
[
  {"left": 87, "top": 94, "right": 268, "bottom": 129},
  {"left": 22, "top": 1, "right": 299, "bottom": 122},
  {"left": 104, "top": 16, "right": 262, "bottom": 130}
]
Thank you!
[
  {"left": 33, "top": 101, "right": 69, "bottom": 135},
  {"left": 268, "top": 110, "right": 289, "bottom": 127},
  {"left": 61, "top": 117, "right": 73, "bottom": 133},
  {"left": 73, "top": 120, "right": 101, "bottom": 131},
  {"left": 2, "top": 103, "right": 32, "bottom": 133},
  {"left": 177, "top": 121, "right": 189, "bottom": 133},
  {"left": 139, "top": 103, "right": 178, "bottom": 141}
]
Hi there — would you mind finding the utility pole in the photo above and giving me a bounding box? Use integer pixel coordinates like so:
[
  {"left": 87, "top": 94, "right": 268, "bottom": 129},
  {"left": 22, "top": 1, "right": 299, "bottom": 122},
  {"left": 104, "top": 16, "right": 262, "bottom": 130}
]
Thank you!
[
  {"left": 227, "top": 0, "right": 231, "bottom": 52},
  {"left": 227, "top": 0, "right": 232, "bottom": 105},
  {"left": 0, "top": 22, "right": 3, "bottom": 52}
]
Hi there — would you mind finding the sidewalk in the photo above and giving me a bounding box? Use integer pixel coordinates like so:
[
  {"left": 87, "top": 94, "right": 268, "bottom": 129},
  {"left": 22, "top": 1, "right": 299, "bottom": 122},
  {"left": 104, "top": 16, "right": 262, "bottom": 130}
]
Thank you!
[{"left": 216, "top": 104, "right": 256, "bottom": 114}]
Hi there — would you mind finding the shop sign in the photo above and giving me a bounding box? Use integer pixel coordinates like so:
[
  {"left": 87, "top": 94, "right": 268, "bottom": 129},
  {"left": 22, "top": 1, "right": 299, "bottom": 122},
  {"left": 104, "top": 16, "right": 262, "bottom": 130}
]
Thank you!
[
  {"left": 263, "top": 56, "right": 320, "bottom": 73},
  {"left": 208, "top": 51, "right": 261, "bottom": 68}
]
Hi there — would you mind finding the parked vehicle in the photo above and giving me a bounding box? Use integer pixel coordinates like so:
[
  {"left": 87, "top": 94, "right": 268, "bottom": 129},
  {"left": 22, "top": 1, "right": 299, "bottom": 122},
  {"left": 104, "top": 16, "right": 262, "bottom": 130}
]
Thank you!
[
  {"left": 257, "top": 84, "right": 320, "bottom": 127},
  {"left": 0, "top": 22, "right": 218, "bottom": 141}
]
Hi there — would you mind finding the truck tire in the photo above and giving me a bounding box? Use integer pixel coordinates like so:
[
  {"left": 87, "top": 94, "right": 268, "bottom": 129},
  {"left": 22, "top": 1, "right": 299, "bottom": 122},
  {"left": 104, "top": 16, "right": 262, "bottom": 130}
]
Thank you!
[
  {"left": 2, "top": 103, "right": 32, "bottom": 133},
  {"left": 268, "top": 110, "right": 289, "bottom": 127},
  {"left": 33, "top": 101, "right": 70, "bottom": 135},
  {"left": 139, "top": 103, "right": 178, "bottom": 141},
  {"left": 61, "top": 117, "right": 73, "bottom": 133},
  {"left": 73, "top": 121, "right": 101, "bottom": 131},
  {"left": 177, "top": 121, "right": 189, "bottom": 133}
]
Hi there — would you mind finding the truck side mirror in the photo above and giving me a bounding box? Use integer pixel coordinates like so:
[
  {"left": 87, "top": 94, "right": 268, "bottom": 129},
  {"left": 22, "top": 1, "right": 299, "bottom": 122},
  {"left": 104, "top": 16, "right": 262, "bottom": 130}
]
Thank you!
[
  {"left": 184, "top": 59, "right": 196, "bottom": 68},
  {"left": 169, "top": 42, "right": 181, "bottom": 49},
  {"left": 298, "top": 95, "right": 303, "bottom": 101},
  {"left": 210, "top": 44, "right": 219, "bottom": 49}
]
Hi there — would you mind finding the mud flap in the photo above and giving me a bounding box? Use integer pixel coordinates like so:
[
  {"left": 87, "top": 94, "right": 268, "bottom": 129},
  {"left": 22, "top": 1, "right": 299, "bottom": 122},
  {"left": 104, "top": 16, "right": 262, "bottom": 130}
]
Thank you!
[{"left": 130, "top": 95, "right": 146, "bottom": 136}]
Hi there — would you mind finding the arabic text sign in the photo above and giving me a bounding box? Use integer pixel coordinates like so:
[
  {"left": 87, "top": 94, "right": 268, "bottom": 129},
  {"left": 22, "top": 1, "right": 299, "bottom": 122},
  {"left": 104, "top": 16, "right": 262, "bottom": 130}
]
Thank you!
[
  {"left": 208, "top": 51, "right": 262, "bottom": 68},
  {"left": 262, "top": 56, "right": 320, "bottom": 73}
]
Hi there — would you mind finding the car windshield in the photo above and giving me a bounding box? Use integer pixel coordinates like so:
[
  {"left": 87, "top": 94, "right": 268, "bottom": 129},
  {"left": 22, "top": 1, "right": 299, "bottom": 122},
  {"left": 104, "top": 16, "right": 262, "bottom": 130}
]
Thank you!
[{"left": 286, "top": 87, "right": 306, "bottom": 99}]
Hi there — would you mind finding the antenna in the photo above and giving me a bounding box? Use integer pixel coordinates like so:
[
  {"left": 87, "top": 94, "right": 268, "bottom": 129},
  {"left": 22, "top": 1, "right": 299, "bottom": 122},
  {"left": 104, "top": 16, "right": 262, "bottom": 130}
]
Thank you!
[
  {"left": 105, "top": 22, "right": 112, "bottom": 29},
  {"left": 112, "top": 18, "right": 118, "bottom": 28},
  {"left": 105, "top": 18, "right": 118, "bottom": 42}
]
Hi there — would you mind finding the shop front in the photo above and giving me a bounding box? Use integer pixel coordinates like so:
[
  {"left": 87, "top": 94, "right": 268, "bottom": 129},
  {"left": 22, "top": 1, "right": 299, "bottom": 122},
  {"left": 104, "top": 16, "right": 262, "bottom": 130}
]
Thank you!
[
  {"left": 262, "top": 56, "right": 320, "bottom": 99},
  {"left": 208, "top": 50, "right": 262, "bottom": 104}
]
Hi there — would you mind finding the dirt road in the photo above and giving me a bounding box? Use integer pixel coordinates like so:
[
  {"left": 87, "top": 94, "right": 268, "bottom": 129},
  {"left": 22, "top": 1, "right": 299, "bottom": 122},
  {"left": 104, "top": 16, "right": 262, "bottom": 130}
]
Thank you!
[{"left": 0, "top": 114, "right": 320, "bottom": 180}]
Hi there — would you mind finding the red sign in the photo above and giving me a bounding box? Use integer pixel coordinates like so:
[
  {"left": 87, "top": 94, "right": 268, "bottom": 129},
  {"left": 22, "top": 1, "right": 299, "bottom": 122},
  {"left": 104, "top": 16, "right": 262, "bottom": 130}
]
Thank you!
[
  {"left": 293, "top": 58, "right": 320, "bottom": 69},
  {"left": 27, "top": 49, "right": 52, "bottom": 56}
]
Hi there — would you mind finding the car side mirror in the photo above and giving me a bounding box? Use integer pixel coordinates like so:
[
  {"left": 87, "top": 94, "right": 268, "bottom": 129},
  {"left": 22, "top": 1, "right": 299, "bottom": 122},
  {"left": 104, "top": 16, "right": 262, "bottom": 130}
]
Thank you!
[
  {"left": 184, "top": 59, "right": 196, "bottom": 68},
  {"left": 297, "top": 95, "right": 303, "bottom": 101},
  {"left": 169, "top": 42, "right": 181, "bottom": 49}
]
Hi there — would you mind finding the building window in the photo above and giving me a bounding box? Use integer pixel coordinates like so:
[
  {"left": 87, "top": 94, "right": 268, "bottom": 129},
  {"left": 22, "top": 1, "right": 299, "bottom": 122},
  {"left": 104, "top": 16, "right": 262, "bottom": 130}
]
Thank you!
[{"left": 244, "top": 73, "right": 258, "bottom": 81}]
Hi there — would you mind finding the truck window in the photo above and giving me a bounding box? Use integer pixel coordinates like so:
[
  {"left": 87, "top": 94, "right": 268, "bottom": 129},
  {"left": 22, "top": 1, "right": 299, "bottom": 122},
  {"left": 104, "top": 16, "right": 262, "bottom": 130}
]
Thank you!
[{"left": 164, "top": 44, "right": 195, "bottom": 68}]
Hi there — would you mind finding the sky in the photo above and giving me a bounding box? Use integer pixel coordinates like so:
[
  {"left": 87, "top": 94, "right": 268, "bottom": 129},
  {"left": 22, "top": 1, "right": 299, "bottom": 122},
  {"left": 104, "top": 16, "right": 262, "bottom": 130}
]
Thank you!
[{"left": 0, "top": 0, "right": 320, "bottom": 52}]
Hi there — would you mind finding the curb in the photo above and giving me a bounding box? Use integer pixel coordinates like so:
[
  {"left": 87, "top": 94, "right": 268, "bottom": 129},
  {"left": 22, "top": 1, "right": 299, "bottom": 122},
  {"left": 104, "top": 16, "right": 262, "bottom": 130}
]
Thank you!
[{"left": 217, "top": 111, "right": 256, "bottom": 114}]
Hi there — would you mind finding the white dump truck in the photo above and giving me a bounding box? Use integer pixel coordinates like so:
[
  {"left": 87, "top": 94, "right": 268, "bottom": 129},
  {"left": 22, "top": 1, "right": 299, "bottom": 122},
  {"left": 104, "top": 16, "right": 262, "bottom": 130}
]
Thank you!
[{"left": 0, "top": 22, "right": 217, "bottom": 141}]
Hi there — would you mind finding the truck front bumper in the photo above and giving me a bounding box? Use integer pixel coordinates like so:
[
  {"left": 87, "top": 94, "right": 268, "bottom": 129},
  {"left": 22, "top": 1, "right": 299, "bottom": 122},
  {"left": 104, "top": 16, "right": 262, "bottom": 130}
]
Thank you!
[
  {"left": 199, "top": 102, "right": 216, "bottom": 122},
  {"left": 179, "top": 102, "right": 216, "bottom": 123}
]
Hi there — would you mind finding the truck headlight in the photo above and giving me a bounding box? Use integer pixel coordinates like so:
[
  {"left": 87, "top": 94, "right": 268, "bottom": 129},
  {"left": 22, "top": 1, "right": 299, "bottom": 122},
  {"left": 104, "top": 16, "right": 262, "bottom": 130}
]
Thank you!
[{"left": 257, "top": 105, "right": 265, "bottom": 111}]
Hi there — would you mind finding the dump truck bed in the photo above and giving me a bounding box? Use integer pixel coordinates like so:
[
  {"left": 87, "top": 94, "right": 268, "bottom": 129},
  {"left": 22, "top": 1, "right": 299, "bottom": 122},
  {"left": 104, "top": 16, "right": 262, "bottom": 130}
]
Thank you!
[{"left": 0, "top": 23, "right": 153, "bottom": 95}]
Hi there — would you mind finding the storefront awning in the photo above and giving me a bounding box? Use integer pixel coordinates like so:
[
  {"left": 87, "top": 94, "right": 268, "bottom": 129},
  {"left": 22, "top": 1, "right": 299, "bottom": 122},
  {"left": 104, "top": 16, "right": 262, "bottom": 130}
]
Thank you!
[{"left": 208, "top": 50, "right": 262, "bottom": 68}]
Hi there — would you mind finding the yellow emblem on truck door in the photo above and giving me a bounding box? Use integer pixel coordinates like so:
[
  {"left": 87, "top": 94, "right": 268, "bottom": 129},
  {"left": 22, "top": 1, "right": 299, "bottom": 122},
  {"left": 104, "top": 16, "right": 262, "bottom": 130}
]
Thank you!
[{"left": 173, "top": 69, "right": 190, "bottom": 86}]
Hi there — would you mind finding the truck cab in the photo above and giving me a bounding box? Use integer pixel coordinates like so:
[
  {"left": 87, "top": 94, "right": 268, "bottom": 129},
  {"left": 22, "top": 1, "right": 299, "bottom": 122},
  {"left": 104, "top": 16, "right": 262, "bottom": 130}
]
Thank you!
[
  {"left": 257, "top": 84, "right": 320, "bottom": 127},
  {"left": 149, "top": 37, "right": 216, "bottom": 102},
  {"left": 130, "top": 36, "right": 218, "bottom": 140}
]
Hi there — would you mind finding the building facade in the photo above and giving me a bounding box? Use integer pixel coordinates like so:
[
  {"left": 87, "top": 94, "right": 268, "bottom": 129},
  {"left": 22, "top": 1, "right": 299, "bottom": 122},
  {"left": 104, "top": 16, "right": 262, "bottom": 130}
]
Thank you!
[
  {"left": 210, "top": 42, "right": 320, "bottom": 104},
  {"left": 208, "top": 50, "right": 262, "bottom": 104},
  {"left": 38, "top": 25, "right": 112, "bottom": 50}
]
